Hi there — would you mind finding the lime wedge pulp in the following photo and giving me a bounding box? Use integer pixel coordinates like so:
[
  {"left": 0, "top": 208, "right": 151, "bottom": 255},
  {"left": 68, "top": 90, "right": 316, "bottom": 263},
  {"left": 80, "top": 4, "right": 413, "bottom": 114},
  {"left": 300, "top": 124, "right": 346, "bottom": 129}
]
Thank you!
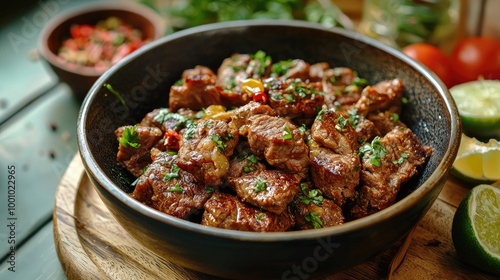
[{"left": 451, "top": 134, "right": 500, "bottom": 184}]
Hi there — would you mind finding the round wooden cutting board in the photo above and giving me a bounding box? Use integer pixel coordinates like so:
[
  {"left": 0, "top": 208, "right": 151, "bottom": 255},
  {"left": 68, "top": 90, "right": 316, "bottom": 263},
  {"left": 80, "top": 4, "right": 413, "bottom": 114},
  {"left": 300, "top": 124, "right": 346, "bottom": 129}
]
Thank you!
[{"left": 53, "top": 153, "right": 496, "bottom": 280}]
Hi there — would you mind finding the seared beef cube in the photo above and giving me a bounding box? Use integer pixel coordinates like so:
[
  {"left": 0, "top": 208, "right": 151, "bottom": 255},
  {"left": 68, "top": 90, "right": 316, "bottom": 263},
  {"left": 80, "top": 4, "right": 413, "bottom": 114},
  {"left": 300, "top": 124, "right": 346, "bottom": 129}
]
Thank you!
[
  {"left": 242, "top": 114, "right": 309, "bottom": 177},
  {"left": 348, "top": 126, "right": 433, "bottom": 219},
  {"left": 308, "top": 62, "right": 330, "bottom": 82},
  {"left": 355, "top": 78, "right": 404, "bottom": 116},
  {"left": 311, "top": 109, "right": 359, "bottom": 155},
  {"left": 169, "top": 66, "right": 222, "bottom": 112},
  {"left": 132, "top": 151, "right": 212, "bottom": 220},
  {"left": 217, "top": 54, "right": 252, "bottom": 107},
  {"left": 115, "top": 125, "right": 163, "bottom": 177},
  {"left": 325, "top": 67, "right": 357, "bottom": 86},
  {"left": 139, "top": 108, "right": 164, "bottom": 129},
  {"left": 266, "top": 78, "right": 325, "bottom": 119},
  {"left": 227, "top": 151, "right": 266, "bottom": 179},
  {"left": 228, "top": 170, "right": 300, "bottom": 214},
  {"left": 368, "top": 111, "right": 407, "bottom": 135},
  {"left": 217, "top": 52, "right": 272, "bottom": 107},
  {"left": 231, "top": 101, "right": 276, "bottom": 129},
  {"left": 218, "top": 54, "right": 251, "bottom": 89},
  {"left": 246, "top": 50, "right": 272, "bottom": 78},
  {"left": 202, "top": 192, "right": 294, "bottom": 232},
  {"left": 177, "top": 119, "right": 239, "bottom": 186},
  {"left": 309, "top": 64, "right": 357, "bottom": 85},
  {"left": 310, "top": 66, "right": 360, "bottom": 108},
  {"left": 291, "top": 184, "right": 344, "bottom": 229},
  {"left": 354, "top": 114, "right": 381, "bottom": 145},
  {"left": 309, "top": 144, "right": 360, "bottom": 206},
  {"left": 271, "top": 59, "right": 310, "bottom": 81}
]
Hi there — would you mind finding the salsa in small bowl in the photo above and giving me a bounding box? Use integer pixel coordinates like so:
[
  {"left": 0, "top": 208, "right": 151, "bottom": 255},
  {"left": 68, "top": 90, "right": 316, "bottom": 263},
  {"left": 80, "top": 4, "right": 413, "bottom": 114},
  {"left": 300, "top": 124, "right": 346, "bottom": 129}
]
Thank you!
[{"left": 39, "top": 2, "right": 165, "bottom": 100}]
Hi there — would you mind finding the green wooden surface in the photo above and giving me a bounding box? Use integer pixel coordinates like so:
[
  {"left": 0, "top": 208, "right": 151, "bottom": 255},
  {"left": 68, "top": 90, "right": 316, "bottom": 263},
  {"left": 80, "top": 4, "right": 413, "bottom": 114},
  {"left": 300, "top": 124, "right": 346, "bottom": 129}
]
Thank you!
[
  {"left": 0, "top": 221, "right": 66, "bottom": 280},
  {"left": 0, "top": 1, "right": 106, "bottom": 278},
  {"left": 0, "top": 83, "right": 79, "bottom": 259}
]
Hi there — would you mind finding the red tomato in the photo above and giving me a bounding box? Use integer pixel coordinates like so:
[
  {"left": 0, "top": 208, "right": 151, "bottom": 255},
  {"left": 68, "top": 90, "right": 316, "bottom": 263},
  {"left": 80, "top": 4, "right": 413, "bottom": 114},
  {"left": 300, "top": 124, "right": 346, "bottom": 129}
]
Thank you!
[
  {"left": 449, "top": 37, "right": 500, "bottom": 85},
  {"left": 402, "top": 43, "right": 453, "bottom": 88}
]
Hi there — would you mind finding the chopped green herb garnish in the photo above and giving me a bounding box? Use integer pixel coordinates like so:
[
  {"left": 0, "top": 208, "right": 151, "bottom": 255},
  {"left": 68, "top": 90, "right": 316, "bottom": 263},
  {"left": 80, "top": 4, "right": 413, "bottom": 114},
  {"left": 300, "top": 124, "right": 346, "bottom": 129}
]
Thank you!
[
  {"left": 163, "top": 164, "right": 180, "bottom": 181},
  {"left": 283, "top": 125, "right": 293, "bottom": 140},
  {"left": 210, "top": 132, "right": 233, "bottom": 153},
  {"left": 271, "top": 94, "right": 283, "bottom": 101},
  {"left": 166, "top": 150, "right": 178, "bottom": 156},
  {"left": 298, "top": 123, "right": 307, "bottom": 135},
  {"left": 283, "top": 93, "right": 295, "bottom": 103},
  {"left": 305, "top": 212, "right": 323, "bottom": 229},
  {"left": 206, "top": 186, "right": 215, "bottom": 193},
  {"left": 194, "top": 109, "right": 205, "bottom": 119},
  {"left": 222, "top": 132, "right": 234, "bottom": 141},
  {"left": 184, "top": 121, "right": 197, "bottom": 140},
  {"left": 271, "top": 59, "right": 294, "bottom": 76},
  {"left": 359, "top": 136, "right": 387, "bottom": 167},
  {"left": 343, "top": 84, "right": 359, "bottom": 93},
  {"left": 401, "top": 96, "right": 409, "bottom": 104},
  {"left": 211, "top": 134, "right": 227, "bottom": 153},
  {"left": 391, "top": 113, "right": 399, "bottom": 122},
  {"left": 316, "top": 109, "right": 328, "bottom": 121},
  {"left": 347, "top": 108, "right": 359, "bottom": 128},
  {"left": 298, "top": 183, "right": 323, "bottom": 206},
  {"left": 247, "top": 154, "right": 258, "bottom": 164},
  {"left": 174, "top": 79, "right": 184, "bottom": 86},
  {"left": 131, "top": 176, "right": 140, "bottom": 187},
  {"left": 239, "top": 153, "right": 259, "bottom": 173},
  {"left": 256, "top": 212, "right": 266, "bottom": 220},
  {"left": 285, "top": 79, "right": 319, "bottom": 99},
  {"left": 351, "top": 73, "right": 367, "bottom": 87},
  {"left": 237, "top": 152, "right": 249, "bottom": 162},
  {"left": 392, "top": 152, "right": 409, "bottom": 165},
  {"left": 153, "top": 110, "right": 188, "bottom": 129},
  {"left": 119, "top": 125, "right": 141, "bottom": 148},
  {"left": 104, "top": 83, "right": 126, "bottom": 107},
  {"left": 336, "top": 115, "right": 348, "bottom": 131},
  {"left": 254, "top": 177, "right": 267, "bottom": 193},
  {"left": 251, "top": 50, "right": 271, "bottom": 76},
  {"left": 167, "top": 183, "right": 183, "bottom": 193}
]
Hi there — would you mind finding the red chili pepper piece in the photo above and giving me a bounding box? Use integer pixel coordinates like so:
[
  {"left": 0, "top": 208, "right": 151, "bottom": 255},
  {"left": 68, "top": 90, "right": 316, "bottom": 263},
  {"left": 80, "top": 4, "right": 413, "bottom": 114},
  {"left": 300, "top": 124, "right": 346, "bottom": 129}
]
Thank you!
[
  {"left": 253, "top": 91, "right": 267, "bottom": 104},
  {"left": 164, "top": 130, "right": 181, "bottom": 150}
]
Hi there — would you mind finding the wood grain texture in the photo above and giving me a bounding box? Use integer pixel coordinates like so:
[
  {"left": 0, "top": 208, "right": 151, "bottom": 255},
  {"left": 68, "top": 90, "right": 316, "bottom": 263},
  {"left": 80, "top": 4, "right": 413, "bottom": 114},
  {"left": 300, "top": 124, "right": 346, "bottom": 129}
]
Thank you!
[{"left": 53, "top": 153, "right": 497, "bottom": 280}]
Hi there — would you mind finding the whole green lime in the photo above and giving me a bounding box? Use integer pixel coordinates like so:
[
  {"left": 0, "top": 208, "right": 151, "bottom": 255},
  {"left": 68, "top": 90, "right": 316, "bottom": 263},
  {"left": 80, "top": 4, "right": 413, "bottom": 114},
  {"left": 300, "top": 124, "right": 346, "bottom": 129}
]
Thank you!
[{"left": 452, "top": 184, "right": 500, "bottom": 274}]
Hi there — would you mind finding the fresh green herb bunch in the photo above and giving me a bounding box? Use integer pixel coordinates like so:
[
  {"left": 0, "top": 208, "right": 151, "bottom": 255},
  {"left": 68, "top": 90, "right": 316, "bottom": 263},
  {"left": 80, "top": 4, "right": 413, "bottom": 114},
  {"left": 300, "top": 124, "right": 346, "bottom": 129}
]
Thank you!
[{"left": 140, "top": 0, "right": 350, "bottom": 33}]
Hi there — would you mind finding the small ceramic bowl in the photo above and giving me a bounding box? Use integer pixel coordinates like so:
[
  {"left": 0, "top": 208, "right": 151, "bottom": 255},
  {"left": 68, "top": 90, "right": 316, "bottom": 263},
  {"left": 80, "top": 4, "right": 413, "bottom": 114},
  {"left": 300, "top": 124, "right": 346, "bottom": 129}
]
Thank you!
[
  {"left": 77, "top": 20, "right": 461, "bottom": 280},
  {"left": 38, "top": 2, "right": 165, "bottom": 100}
]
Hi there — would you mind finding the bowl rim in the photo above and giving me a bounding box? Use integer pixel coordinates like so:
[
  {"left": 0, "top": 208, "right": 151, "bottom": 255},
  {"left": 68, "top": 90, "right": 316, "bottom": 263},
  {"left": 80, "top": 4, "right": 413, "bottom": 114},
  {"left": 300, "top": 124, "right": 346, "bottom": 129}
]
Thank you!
[
  {"left": 38, "top": 1, "right": 165, "bottom": 77},
  {"left": 78, "top": 19, "right": 461, "bottom": 242}
]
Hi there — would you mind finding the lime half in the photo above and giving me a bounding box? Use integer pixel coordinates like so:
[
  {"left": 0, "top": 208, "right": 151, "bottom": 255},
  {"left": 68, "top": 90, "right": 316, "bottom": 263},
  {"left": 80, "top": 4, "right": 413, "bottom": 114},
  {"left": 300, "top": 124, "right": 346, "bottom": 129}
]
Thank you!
[
  {"left": 451, "top": 134, "right": 500, "bottom": 185},
  {"left": 450, "top": 80, "right": 500, "bottom": 138},
  {"left": 452, "top": 184, "right": 500, "bottom": 274}
]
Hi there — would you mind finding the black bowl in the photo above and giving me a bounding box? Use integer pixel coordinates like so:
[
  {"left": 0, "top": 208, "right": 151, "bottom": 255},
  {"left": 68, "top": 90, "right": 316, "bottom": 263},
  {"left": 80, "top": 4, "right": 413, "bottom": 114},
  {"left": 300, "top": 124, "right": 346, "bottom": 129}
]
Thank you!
[{"left": 77, "top": 20, "right": 460, "bottom": 280}]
